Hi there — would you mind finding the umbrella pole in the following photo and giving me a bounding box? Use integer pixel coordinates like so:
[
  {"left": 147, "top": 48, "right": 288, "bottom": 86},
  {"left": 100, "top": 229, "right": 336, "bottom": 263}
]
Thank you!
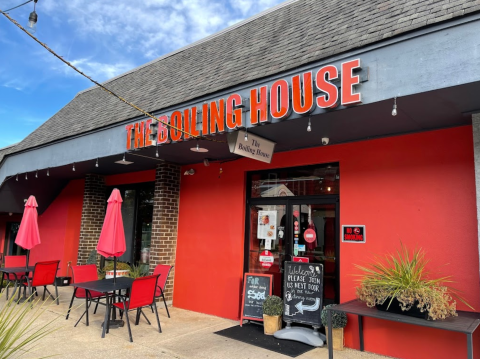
[
  {"left": 113, "top": 256, "right": 117, "bottom": 284},
  {"left": 26, "top": 250, "right": 30, "bottom": 270}
]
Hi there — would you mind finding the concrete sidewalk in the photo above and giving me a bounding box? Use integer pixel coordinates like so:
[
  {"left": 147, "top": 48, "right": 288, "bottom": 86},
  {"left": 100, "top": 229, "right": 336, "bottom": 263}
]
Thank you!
[{"left": 3, "top": 286, "right": 390, "bottom": 359}]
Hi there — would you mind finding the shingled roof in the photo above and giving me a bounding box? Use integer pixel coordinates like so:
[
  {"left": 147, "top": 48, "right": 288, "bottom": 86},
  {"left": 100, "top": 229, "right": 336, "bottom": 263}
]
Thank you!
[{"left": 7, "top": 0, "right": 480, "bottom": 157}]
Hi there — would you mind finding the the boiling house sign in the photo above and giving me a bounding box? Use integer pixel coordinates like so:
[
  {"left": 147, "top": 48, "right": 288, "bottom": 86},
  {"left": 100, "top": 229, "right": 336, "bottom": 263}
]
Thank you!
[{"left": 124, "top": 58, "right": 364, "bottom": 149}]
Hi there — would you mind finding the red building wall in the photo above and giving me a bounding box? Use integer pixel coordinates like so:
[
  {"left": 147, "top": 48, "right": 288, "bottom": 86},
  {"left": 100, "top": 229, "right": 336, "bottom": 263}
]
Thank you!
[
  {"left": 174, "top": 126, "right": 480, "bottom": 359},
  {"left": 30, "top": 179, "right": 84, "bottom": 276}
]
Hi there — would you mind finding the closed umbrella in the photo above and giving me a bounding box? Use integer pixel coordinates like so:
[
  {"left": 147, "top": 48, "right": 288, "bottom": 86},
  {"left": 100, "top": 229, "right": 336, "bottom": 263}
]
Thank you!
[
  {"left": 15, "top": 195, "right": 41, "bottom": 270},
  {"left": 97, "top": 189, "right": 126, "bottom": 283}
]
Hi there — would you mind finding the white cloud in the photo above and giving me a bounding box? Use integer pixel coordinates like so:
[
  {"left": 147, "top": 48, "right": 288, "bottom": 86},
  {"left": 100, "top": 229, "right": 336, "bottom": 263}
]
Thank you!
[
  {"left": 69, "top": 58, "right": 134, "bottom": 81},
  {"left": 39, "top": 0, "right": 286, "bottom": 61}
]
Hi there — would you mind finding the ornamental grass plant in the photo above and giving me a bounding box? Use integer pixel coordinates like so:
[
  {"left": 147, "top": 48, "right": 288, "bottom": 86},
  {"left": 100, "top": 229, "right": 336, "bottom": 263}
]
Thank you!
[
  {"left": 0, "top": 292, "right": 60, "bottom": 358},
  {"left": 355, "top": 243, "right": 473, "bottom": 320}
]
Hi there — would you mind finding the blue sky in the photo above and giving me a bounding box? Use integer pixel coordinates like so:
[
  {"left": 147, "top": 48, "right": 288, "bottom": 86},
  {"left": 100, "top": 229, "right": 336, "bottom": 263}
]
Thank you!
[{"left": 0, "top": 0, "right": 286, "bottom": 148}]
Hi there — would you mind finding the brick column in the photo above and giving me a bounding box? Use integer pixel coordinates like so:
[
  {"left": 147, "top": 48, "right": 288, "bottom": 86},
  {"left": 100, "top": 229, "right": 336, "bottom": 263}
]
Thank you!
[
  {"left": 150, "top": 163, "right": 181, "bottom": 302},
  {"left": 77, "top": 174, "right": 106, "bottom": 265}
]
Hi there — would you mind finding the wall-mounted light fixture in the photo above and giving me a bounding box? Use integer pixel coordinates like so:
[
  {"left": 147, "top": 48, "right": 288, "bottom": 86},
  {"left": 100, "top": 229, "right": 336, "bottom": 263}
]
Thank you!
[{"left": 184, "top": 169, "right": 195, "bottom": 175}]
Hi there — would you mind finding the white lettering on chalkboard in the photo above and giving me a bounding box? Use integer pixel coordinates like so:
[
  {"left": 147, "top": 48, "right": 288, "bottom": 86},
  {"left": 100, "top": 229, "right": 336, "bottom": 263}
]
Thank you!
[{"left": 247, "top": 290, "right": 266, "bottom": 300}]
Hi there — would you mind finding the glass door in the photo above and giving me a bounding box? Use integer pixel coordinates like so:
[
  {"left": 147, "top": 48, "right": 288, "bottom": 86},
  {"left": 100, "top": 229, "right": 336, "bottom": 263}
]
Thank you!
[
  {"left": 247, "top": 203, "right": 286, "bottom": 296},
  {"left": 290, "top": 201, "right": 338, "bottom": 305}
]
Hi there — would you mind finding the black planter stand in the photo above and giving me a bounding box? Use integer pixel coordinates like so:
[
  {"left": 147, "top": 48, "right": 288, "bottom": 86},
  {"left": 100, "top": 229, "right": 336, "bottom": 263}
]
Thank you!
[{"left": 375, "top": 298, "right": 428, "bottom": 319}]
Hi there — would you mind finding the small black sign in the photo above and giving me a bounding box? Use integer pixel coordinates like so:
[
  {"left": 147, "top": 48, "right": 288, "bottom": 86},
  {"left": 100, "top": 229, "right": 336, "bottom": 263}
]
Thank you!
[
  {"left": 283, "top": 262, "right": 323, "bottom": 327},
  {"left": 240, "top": 273, "right": 272, "bottom": 324},
  {"left": 342, "top": 225, "right": 366, "bottom": 243}
]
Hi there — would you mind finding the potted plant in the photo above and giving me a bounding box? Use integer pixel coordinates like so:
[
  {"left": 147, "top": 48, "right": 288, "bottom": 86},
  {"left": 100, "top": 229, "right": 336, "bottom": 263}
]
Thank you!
[
  {"left": 103, "top": 261, "right": 131, "bottom": 279},
  {"left": 262, "top": 295, "right": 283, "bottom": 335},
  {"left": 321, "top": 304, "right": 347, "bottom": 350},
  {"left": 355, "top": 243, "right": 473, "bottom": 320},
  {"left": 129, "top": 264, "right": 149, "bottom": 278}
]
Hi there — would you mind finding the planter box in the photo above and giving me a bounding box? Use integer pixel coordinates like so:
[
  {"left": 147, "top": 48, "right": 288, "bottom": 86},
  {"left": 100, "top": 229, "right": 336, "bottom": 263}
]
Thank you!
[
  {"left": 55, "top": 277, "right": 71, "bottom": 286},
  {"left": 376, "top": 298, "right": 428, "bottom": 319},
  {"left": 105, "top": 270, "right": 130, "bottom": 279},
  {"left": 325, "top": 327, "right": 344, "bottom": 351},
  {"left": 263, "top": 314, "right": 282, "bottom": 335}
]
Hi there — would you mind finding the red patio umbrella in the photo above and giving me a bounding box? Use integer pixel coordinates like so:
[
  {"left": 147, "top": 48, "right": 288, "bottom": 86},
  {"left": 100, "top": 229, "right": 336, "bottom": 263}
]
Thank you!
[
  {"left": 96, "top": 188, "right": 126, "bottom": 283},
  {"left": 15, "top": 195, "right": 41, "bottom": 270}
]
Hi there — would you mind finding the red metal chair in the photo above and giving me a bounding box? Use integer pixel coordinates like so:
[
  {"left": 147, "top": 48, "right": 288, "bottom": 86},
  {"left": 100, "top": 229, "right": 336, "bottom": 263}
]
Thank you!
[
  {"left": 66, "top": 264, "right": 106, "bottom": 326},
  {"left": 152, "top": 264, "right": 173, "bottom": 318},
  {"left": 112, "top": 274, "right": 161, "bottom": 342},
  {"left": 2, "top": 255, "right": 26, "bottom": 300},
  {"left": 22, "top": 260, "right": 60, "bottom": 305}
]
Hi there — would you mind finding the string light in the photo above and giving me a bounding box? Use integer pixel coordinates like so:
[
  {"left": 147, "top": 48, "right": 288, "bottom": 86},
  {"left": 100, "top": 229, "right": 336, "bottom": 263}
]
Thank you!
[
  {"left": 392, "top": 97, "right": 397, "bottom": 116},
  {"left": 35, "top": 170, "right": 38, "bottom": 178},
  {"left": 155, "top": 144, "right": 159, "bottom": 158},
  {"left": 72, "top": 163, "right": 75, "bottom": 171},
  {"left": 95, "top": 158, "right": 99, "bottom": 167},
  {"left": 47, "top": 168, "right": 49, "bottom": 176},
  {"left": 244, "top": 129, "right": 248, "bottom": 141},
  {"left": 16, "top": 174, "right": 18, "bottom": 181},
  {"left": 25, "top": 173, "right": 28, "bottom": 180},
  {"left": 307, "top": 117, "right": 312, "bottom": 132}
]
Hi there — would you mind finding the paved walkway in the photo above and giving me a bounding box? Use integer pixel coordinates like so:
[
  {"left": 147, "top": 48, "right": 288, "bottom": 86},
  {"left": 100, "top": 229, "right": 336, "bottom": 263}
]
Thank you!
[{"left": 2, "top": 286, "right": 390, "bottom": 359}]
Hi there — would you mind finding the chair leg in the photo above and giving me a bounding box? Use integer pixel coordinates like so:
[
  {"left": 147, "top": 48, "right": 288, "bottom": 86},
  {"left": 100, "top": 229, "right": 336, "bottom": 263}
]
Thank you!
[
  {"left": 93, "top": 298, "right": 99, "bottom": 314},
  {"left": 151, "top": 304, "right": 154, "bottom": 313},
  {"left": 85, "top": 295, "right": 89, "bottom": 326},
  {"left": 42, "top": 286, "right": 46, "bottom": 301},
  {"left": 66, "top": 288, "right": 77, "bottom": 320},
  {"left": 55, "top": 283, "right": 59, "bottom": 305},
  {"left": 35, "top": 287, "right": 38, "bottom": 296},
  {"left": 6, "top": 281, "right": 9, "bottom": 300},
  {"left": 124, "top": 309, "right": 133, "bottom": 342},
  {"left": 140, "top": 309, "right": 151, "bottom": 325},
  {"left": 135, "top": 308, "right": 141, "bottom": 325},
  {"left": 161, "top": 291, "right": 170, "bottom": 318},
  {"left": 153, "top": 301, "right": 162, "bottom": 333}
]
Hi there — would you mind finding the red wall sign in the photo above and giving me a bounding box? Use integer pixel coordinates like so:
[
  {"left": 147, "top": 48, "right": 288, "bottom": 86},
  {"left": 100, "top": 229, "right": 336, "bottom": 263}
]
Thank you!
[
  {"left": 125, "top": 59, "right": 363, "bottom": 150},
  {"left": 293, "top": 256, "right": 309, "bottom": 263},
  {"left": 259, "top": 250, "right": 274, "bottom": 268},
  {"left": 303, "top": 228, "right": 316, "bottom": 243},
  {"left": 342, "top": 225, "right": 366, "bottom": 243}
]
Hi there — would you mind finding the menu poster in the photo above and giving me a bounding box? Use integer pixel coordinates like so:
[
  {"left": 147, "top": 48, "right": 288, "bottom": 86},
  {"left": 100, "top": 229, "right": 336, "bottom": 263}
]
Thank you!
[{"left": 257, "top": 210, "right": 277, "bottom": 240}]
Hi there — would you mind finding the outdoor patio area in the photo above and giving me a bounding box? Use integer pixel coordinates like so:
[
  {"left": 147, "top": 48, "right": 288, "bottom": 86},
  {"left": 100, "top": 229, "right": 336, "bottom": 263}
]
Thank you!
[{"left": 2, "top": 286, "right": 389, "bottom": 359}]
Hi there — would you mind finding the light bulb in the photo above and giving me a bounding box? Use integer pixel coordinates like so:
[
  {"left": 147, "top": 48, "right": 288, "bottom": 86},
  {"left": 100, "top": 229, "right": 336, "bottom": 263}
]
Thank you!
[
  {"left": 25, "top": 173, "right": 28, "bottom": 180},
  {"left": 392, "top": 97, "right": 397, "bottom": 116},
  {"left": 16, "top": 174, "right": 18, "bottom": 181},
  {"left": 95, "top": 158, "right": 99, "bottom": 168},
  {"left": 72, "top": 163, "right": 75, "bottom": 171},
  {"left": 47, "top": 169, "right": 50, "bottom": 176},
  {"left": 35, "top": 170, "right": 38, "bottom": 178},
  {"left": 196, "top": 143, "right": 200, "bottom": 152},
  {"left": 244, "top": 131, "right": 248, "bottom": 141},
  {"left": 123, "top": 153, "right": 126, "bottom": 162},
  {"left": 307, "top": 118, "right": 312, "bottom": 132},
  {"left": 155, "top": 146, "right": 159, "bottom": 158},
  {"left": 26, "top": 11, "right": 38, "bottom": 34}
]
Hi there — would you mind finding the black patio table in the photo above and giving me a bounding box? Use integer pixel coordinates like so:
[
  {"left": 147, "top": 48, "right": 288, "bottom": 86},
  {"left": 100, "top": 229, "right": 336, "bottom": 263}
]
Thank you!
[
  {"left": 326, "top": 299, "right": 480, "bottom": 359},
  {"left": 0, "top": 266, "right": 35, "bottom": 299},
  {"left": 70, "top": 277, "right": 135, "bottom": 338}
]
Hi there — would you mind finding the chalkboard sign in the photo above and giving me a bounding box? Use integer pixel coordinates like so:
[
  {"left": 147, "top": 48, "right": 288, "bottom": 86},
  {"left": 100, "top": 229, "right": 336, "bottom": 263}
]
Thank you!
[
  {"left": 240, "top": 273, "right": 273, "bottom": 326},
  {"left": 283, "top": 261, "right": 324, "bottom": 327}
]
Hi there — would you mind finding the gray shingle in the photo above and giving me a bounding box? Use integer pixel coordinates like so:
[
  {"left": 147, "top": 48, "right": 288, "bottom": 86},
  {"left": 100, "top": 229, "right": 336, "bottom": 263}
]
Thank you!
[{"left": 6, "top": 0, "right": 480, "bottom": 156}]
